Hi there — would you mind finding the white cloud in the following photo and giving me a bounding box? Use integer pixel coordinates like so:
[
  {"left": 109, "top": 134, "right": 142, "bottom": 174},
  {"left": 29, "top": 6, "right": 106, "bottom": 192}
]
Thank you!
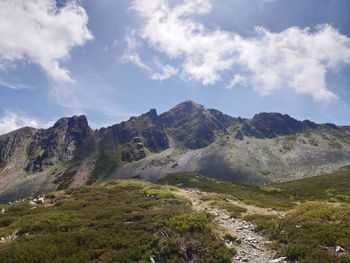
[
  {"left": 0, "top": 0, "right": 93, "bottom": 83},
  {"left": 129, "top": 0, "right": 350, "bottom": 101},
  {"left": 0, "top": 78, "right": 30, "bottom": 90},
  {"left": 122, "top": 32, "right": 177, "bottom": 81},
  {"left": 150, "top": 62, "right": 177, "bottom": 81},
  {"left": 226, "top": 74, "right": 247, "bottom": 90},
  {"left": 0, "top": 111, "right": 51, "bottom": 135}
]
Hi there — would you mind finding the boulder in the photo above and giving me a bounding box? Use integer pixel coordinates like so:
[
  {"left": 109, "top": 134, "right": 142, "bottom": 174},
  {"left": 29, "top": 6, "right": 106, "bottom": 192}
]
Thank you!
[
  {"left": 269, "top": 257, "right": 287, "bottom": 263},
  {"left": 336, "top": 246, "right": 345, "bottom": 253}
]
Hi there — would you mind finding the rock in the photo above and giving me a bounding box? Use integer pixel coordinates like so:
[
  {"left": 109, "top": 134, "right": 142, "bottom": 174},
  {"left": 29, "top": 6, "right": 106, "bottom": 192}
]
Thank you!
[
  {"left": 242, "top": 257, "right": 249, "bottom": 262},
  {"left": 1, "top": 208, "right": 5, "bottom": 214},
  {"left": 269, "top": 257, "right": 287, "bottom": 263},
  {"left": 37, "top": 196, "right": 45, "bottom": 204},
  {"left": 221, "top": 215, "right": 230, "bottom": 220},
  {"left": 336, "top": 246, "right": 345, "bottom": 253}
]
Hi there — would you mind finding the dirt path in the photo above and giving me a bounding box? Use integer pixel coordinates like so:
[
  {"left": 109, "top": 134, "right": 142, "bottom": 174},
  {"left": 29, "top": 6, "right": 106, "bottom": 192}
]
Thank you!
[{"left": 179, "top": 188, "right": 279, "bottom": 263}]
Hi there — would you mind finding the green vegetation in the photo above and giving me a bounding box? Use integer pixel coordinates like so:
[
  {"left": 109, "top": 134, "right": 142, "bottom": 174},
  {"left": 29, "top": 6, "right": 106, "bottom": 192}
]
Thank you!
[
  {"left": 246, "top": 202, "right": 350, "bottom": 263},
  {"left": 277, "top": 135, "right": 297, "bottom": 152},
  {"left": 87, "top": 155, "right": 121, "bottom": 185},
  {"left": 157, "top": 172, "right": 294, "bottom": 210},
  {"left": 261, "top": 170, "right": 271, "bottom": 176},
  {"left": 159, "top": 167, "right": 350, "bottom": 211},
  {"left": 199, "top": 193, "right": 247, "bottom": 218},
  {"left": 0, "top": 180, "right": 233, "bottom": 263},
  {"left": 158, "top": 169, "right": 350, "bottom": 262},
  {"left": 270, "top": 166, "right": 350, "bottom": 203},
  {"left": 4, "top": 164, "right": 350, "bottom": 262},
  {"left": 53, "top": 169, "right": 76, "bottom": 190}
]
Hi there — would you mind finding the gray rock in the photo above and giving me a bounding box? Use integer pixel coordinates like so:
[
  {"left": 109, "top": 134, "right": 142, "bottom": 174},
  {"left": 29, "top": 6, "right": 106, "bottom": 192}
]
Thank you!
[
  {"left": 269, "top": 257, "right": 287, "bottom": 263},
  {"left": 336, "top": 246, "right": 345, "bottom": 253}
]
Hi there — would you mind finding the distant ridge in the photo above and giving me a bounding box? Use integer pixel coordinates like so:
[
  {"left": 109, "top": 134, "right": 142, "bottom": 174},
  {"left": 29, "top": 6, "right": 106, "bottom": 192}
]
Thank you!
[{"left": 0, "top": 101, "right": 350, "bottom": 202}]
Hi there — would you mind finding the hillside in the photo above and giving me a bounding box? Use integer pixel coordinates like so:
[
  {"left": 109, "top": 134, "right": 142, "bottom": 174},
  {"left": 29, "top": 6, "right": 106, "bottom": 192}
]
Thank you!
[
  {"left": 158, "top": 171, "right": 350, "bottom": 263},
  {"left": 1, "top": 101, "right": 350, "bottom": 201},
  {"left": 0, "top": 180, "right": 233, "bottom": 263},
  {"left": 1, "top": 168, "right": 350, "bottom": 262},
  {"left": 158, "top": 166, "right": 350, "bottom": 208}
]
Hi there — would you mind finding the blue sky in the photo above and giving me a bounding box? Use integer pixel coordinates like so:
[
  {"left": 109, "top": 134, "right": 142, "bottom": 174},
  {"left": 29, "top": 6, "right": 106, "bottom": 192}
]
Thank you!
[{"left": 0, "top": 0, "right": 350, "bottom": 133}]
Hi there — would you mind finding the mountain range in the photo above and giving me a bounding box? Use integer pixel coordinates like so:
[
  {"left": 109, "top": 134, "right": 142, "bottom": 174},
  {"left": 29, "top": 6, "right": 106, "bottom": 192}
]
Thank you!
[{"left": 1, "top": 100, "right": 350, "bottom": 202}]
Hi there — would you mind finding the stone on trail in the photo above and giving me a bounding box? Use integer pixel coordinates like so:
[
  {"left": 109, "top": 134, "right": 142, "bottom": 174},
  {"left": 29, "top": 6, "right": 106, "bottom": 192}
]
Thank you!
[
  {"left": 269, "top": 257, "right": 287, "bottom": 263},
  {"left": 336, "top": 246, "right": 345, "bottom": 253}
]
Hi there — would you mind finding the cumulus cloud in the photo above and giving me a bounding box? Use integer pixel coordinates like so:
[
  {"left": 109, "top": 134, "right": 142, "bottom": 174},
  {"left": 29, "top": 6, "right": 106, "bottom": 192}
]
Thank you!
[
  {"left": 0, "top": 0, "right": 93, "bottom": 83},
  {"left": 128, "top": 0, "right": 350, "bottom": 101},
  {"left": 0, "top": 111, "right": 51, "bottom": 135}
]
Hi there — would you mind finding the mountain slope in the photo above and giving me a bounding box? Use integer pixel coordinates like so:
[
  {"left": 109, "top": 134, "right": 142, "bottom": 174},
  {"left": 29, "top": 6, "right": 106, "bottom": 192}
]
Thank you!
[
  {"left": 0, "top": 180, "right": 234, "bottom": 262},
  {"left": 1, "top": 101, "right": 350, "bottom": 201},
  {"left": 158, "top": 171, "right": 350, "bottom": 263}
]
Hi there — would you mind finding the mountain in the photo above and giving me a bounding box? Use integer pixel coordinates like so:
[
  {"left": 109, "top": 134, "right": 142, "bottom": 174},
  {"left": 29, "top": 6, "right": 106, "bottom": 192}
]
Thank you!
[{"left": 1, "top": 100, "right": 350, "bottom": 201}]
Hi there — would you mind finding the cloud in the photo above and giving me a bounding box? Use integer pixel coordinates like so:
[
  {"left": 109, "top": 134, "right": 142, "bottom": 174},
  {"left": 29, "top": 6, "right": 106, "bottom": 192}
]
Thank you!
[
  {"left": 0, "top": 111, "right": 52, "bottom": 135},
  {"left": 128, "top": 0, "right": 350, "bottom": 101},
  {"left": 226, "top": 74, "right": 247, "bottom": 90},
  {"left": 0, "top": 78, "right": 31, "bottom": 90},
  {"left": 0, "top": 0, "right": 93, "bottom": 83},
  {"left": 150, "top": 61, "right": 177, "bottom": 81},
  {"left": 122, "top": 32, "right": 177, "bottom": 81}
]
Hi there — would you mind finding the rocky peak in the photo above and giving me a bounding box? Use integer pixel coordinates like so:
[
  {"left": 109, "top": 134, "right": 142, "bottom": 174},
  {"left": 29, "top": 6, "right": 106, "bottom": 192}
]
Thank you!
[
  {"left": 176, "top": 100, "right": 205, "bottom": 111},
  {"left": 53, "top": 115, "right": 89, "bottom": 131},
  {"left": 25, "top": 115, "right": 93, "bottom": 172},
  {"left": 144, "top": 108, "right": 158, "bottom": 120},
  {"left": 160, "top": 101, "right": 234, "bottom": 149},
  {"left": 98, "top": 109, "right": 169, "bottom": 161},
  {"left": 241, "top": 112, "right": 319, "bottom": 138}
]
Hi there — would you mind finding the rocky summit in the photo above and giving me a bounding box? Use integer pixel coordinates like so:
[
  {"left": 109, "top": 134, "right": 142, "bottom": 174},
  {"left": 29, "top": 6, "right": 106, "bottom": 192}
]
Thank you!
[{"left": 0, "top": 101, "right": 350, "bottom": 202}]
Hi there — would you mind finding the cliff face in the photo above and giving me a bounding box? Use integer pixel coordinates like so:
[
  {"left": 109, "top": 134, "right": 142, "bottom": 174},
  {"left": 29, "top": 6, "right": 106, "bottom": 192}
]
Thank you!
[
  {"left": 0, "top": 101, "right": 350, "bottom": 202},
  {"left": 98, "top": 109, "right": 169, "bottom": 162},
  {"left": 25, "top": 115, "right": 95, "bottom": 172}
]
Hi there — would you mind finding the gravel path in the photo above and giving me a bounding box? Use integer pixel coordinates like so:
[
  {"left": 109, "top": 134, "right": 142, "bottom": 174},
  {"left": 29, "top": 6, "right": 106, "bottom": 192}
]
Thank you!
[{"left": 180, "top": 188, "right": 283, "bottom": 263}]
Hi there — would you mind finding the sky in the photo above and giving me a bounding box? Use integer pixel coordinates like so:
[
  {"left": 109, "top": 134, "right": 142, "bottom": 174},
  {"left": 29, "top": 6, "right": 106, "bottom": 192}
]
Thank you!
[{"left": 0, "top": 0, "right": 350, "bottom": 134}]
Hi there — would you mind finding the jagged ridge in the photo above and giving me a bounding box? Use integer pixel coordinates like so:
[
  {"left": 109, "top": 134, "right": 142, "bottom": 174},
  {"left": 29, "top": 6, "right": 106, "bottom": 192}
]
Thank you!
[{"left": 0, "top": 101, "right": 350, "bottom": 202}]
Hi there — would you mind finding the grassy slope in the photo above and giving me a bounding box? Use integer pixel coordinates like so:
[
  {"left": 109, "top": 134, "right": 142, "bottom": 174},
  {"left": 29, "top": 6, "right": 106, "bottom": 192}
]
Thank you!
[
  {"left": 158, "top": 167, "right": 350, "bottom": 208},
  {"left": 269, "top": 165, "right": 350, "bottom": 202},
  {"left": 157, "top": 172, "right": 294, "bottom": 210},
  {"left": 246, "top": 202, "right": 350, "bottom": 263},
  {"left": 0, "top": 180, "right": 233, "bottom": 263},
  {"left": 158, "top": 170, "right": 350, "bottom": 263},
  {"left": 2, "top": 167, "right": 350, "bottom": 262}
]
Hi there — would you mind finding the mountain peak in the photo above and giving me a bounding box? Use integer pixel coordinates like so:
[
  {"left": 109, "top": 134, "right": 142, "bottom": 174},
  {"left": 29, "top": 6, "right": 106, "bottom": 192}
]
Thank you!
[
  {"left": 144, "top": 108, "right": 158, "bottom": 121},
  {"left": 174, "top": 100, "right": 205, "bottom": 111},
  {"left": 53, "top": 115, "right": 89, "bottom": 129},
  {"left": 243, "top": 112, "right": 319, "bottom": 138},
  {"left": 160, "top": 101, "right": 234, "bottom": 149}
]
